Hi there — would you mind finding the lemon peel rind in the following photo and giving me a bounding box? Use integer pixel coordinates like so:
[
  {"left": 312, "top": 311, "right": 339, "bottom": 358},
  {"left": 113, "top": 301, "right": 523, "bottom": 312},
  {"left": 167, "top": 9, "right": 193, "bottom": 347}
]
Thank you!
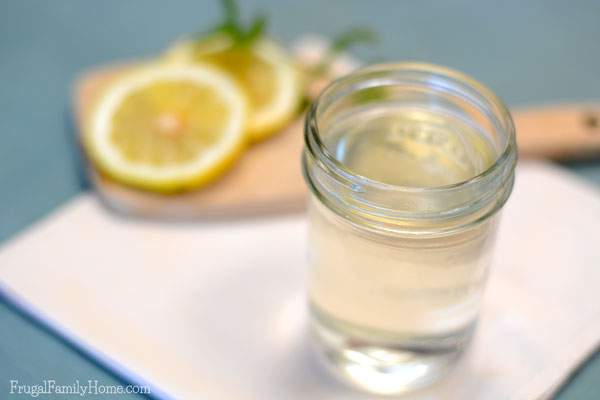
[{"left": 244, "top": 40, "right": 302, "bottom": 141}]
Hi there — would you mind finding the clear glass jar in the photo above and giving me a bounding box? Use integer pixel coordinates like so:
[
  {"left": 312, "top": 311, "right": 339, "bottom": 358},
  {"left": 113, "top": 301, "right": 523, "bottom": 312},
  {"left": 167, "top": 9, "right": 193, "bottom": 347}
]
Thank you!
[{"left": 302, "top": 63, "right": 517, "bottom": 394}]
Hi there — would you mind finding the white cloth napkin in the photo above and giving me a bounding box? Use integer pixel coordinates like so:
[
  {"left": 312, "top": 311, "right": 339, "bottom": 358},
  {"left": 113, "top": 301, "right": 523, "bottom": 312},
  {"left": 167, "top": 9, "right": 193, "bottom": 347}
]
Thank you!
[{"left": 1, "top": 162, "right": 599, "bottom": 399}]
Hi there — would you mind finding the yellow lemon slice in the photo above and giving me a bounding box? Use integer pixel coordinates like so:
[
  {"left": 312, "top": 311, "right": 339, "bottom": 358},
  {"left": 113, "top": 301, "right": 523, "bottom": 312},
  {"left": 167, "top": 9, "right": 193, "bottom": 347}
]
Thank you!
[
  {"left": 166, "top": 36, "right": 302, "bottom": 141},
  {"left": 85, "top": 63, "right": 247, "bottom": 193}
]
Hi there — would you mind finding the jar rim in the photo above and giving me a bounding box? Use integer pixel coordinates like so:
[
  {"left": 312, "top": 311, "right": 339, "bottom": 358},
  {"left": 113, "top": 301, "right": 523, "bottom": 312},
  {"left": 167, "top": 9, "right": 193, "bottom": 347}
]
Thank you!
[{"left": 305, "top": 62, "right": 517, "bottom": 195}]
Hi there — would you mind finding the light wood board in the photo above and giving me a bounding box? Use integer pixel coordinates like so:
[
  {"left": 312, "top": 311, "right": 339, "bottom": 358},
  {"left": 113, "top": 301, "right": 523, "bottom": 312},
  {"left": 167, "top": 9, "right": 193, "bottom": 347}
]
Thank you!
[{"left": 74, "top": 64, "right": 306, "bottom": 218}]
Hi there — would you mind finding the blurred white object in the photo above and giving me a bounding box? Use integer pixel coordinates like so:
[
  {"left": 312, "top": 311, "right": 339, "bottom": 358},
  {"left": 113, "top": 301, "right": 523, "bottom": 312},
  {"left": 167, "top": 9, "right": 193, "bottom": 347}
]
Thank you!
[{"left": 293, "top": 35, "right": 360, "bottom": 99}]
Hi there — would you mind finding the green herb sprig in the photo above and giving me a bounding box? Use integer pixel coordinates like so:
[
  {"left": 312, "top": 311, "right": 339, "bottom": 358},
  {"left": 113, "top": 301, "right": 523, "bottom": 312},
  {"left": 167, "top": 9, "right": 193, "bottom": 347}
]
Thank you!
[
  {"left": 197, "top": 0, "right": 267, "bottom": 47},
  {"left": 313, "top": 27, "right": 378, "bottom": 76},
  {"left": 330, "top": 27, "right": 377, "bottom": 55}
]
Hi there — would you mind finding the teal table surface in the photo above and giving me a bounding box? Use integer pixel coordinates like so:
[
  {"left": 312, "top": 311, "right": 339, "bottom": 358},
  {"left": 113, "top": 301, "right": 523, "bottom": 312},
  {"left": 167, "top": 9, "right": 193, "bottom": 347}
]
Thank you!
[{"left": 1, "top": 1, "right": 599, "bottom": 398}]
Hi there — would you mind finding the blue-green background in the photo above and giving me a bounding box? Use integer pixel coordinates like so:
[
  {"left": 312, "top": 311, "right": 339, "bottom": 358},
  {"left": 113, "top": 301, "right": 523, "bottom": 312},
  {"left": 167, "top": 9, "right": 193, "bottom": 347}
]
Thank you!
[{"left": 1, "top": 1, "right": 599, "bottom": 398}]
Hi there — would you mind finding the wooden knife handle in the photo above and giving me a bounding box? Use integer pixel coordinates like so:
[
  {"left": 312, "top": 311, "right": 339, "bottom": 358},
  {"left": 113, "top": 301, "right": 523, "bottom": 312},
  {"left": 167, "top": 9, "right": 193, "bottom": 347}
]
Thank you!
[{"left": 513, "top": 104, "right": 600, "bottom": 160}]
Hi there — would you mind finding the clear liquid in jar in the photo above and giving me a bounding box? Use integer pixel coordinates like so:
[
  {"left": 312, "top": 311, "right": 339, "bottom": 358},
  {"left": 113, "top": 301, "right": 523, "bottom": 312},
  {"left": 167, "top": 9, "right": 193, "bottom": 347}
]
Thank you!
[{"left": 308, "top": 104, "right": 499, "bottom": 393}]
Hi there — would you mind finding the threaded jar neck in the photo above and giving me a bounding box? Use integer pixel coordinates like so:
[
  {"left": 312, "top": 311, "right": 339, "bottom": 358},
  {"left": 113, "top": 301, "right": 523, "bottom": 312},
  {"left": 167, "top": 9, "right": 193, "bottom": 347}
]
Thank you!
[{"left": 303, "top": 62, "right": 517, "bottom": 236}]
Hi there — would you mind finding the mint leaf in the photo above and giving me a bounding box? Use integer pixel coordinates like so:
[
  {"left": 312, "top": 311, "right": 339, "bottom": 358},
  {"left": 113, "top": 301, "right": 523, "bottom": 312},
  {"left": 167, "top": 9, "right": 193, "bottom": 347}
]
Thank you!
[{"left": 330, "top": 27, "right": 377, "bottom": 55}]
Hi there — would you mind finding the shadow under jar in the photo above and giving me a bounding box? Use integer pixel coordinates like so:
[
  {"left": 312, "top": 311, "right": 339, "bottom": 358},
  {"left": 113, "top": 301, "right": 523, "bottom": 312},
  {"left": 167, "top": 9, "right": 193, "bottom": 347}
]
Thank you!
[{"left": 302, "top": 63, "right": 517, "bottom": 394}]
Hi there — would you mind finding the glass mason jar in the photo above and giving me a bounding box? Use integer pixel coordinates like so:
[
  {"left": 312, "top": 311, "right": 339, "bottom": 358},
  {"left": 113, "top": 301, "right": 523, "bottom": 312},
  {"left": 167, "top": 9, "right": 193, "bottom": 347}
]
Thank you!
[{"left": 302, "top": 63, "right": 516, "bottom": 394}]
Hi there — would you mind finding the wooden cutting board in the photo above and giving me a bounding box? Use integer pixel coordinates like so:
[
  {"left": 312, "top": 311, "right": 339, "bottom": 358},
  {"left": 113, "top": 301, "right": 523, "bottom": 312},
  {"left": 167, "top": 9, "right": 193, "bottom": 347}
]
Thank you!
[
  {"left": 73, "top": 59, "right": 600, "bottom": 218},
  {"left": 74, "top": 63, "right": 307, "bottom": 218}
]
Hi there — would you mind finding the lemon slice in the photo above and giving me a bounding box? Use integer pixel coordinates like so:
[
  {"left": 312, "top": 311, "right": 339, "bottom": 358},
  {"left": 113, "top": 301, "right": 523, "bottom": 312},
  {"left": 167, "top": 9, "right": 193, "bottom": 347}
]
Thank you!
[
  {"left": 166, "top": 36, "right": 302, "bottom": 141},
  {"left": 85, "top": 63, "right": 247, "bottom": 193}
]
